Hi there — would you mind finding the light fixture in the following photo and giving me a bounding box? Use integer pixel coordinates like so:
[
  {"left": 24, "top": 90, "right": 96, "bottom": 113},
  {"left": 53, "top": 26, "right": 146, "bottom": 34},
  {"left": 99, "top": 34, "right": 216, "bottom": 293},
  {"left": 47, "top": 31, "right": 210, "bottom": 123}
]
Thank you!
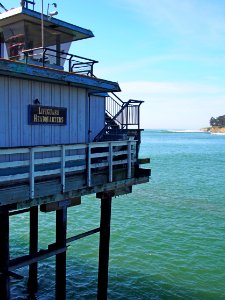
[
  {"left": 33, "top": 98, "right": 40, "bottom": 104},
  {"left": 47, "top": 3, "right": 58, "bottom": 19}
]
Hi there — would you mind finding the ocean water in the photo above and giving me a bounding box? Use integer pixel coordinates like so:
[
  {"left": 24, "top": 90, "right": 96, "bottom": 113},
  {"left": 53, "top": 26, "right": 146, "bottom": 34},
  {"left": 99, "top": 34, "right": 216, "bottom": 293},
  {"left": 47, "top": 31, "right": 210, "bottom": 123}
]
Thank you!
[{"left": 10, "top": 130, "right": 225, "bottom": 299}]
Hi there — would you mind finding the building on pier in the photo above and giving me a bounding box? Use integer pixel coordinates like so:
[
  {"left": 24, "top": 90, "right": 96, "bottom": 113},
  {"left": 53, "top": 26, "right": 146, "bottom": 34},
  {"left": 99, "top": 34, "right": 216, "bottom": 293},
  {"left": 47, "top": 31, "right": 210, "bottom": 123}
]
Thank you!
[{"left": 0, "top": 1, "right": 150, "bottom": 298}]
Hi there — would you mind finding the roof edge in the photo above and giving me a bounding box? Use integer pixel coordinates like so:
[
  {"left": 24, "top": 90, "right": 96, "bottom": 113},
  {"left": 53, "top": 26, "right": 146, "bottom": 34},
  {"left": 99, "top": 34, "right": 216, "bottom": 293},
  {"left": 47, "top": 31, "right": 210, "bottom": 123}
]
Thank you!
[{"left": 0, "top": 7, "right": 94, "bottom": 39}]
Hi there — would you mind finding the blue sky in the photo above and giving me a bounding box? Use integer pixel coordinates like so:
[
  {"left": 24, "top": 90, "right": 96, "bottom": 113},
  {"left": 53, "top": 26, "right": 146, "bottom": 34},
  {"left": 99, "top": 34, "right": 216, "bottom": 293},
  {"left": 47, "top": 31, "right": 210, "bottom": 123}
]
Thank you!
[{"left": 7, "top": 0, "right": 225, "bottom": 129}]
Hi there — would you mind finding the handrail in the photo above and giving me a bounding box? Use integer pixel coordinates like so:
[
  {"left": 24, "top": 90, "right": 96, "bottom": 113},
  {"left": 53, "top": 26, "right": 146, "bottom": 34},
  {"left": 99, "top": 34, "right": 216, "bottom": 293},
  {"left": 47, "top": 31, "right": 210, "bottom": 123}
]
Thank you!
[
  {"left": 105, "top": 95, "right": 124, "bottom": 120},
  {"left": 22, "top": 47, "right": 98, "bottom": 76},
  {"left": 110, "top": 92, "right": 124, "bottom": 106},
  {"left": 0, "top": 141, "right": 137, "bottom": 200},
  {"left": 94, "top": 95, "right": 143, "bottom": 141}
]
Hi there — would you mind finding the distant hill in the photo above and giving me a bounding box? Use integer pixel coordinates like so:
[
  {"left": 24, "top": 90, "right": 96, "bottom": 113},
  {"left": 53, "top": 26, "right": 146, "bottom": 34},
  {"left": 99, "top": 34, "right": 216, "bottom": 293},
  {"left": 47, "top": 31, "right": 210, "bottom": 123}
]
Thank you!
[{"left": 200, "top": 115, "right": 225, "bottom": 133}]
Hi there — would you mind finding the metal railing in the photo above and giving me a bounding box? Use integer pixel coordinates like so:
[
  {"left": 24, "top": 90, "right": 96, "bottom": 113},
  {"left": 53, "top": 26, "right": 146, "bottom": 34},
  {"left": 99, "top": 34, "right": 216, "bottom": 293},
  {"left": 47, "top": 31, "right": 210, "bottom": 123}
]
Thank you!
[
  {"left": 95, "top": 93, "right": 143, "bottom": 141},
  {"left": 21, "top": 0, "right": 35, "bottom": 10},
  {"left": 22, "top": 47, "right": 98, "bottom": 76},
  {"left": 105, "top": 92, "right": 124, "bottom": 121},
  {"left": 0, "top": 141, "right": 136, "bottom": 200}
]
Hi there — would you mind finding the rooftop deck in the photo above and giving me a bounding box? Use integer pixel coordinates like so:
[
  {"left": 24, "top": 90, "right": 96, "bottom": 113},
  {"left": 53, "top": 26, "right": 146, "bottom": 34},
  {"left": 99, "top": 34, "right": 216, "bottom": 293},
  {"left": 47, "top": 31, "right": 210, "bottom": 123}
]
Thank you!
[
  {"left": 0, "top": 57, "right": 120, "bottom": 92},
  {"left": 22, "top": 47, "right": 98, "bottom": 76}
]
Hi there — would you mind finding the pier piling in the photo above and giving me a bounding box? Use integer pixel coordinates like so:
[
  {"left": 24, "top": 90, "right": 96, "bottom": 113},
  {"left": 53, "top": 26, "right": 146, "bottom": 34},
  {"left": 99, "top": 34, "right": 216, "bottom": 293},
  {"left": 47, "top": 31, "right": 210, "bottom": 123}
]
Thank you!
[
  {"left": 0, "top": 210, "right": 10, "bottom": 299},
  {"left": 56, "top": 206, "right": 68, "bottom": 300},
  {"left": 97, "top": 193, "right": 112, "bottom": 300},
  {"left": 28, "top": 206, "right": 39, "bottom": 294}
]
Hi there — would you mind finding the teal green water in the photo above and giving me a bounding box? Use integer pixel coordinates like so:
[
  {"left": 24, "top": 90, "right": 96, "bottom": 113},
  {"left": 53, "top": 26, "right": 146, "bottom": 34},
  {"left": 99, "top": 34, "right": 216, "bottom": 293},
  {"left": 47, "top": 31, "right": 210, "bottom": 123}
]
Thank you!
[{"left": 10, "top": 131, "right": 225, "bottom": 299}]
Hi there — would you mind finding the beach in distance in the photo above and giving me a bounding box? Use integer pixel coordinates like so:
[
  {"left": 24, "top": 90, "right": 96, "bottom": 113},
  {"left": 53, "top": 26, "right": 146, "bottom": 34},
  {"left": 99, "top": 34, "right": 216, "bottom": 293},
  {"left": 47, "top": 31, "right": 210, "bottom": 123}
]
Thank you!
[{"left": 11, "top": 130, "right": 225, "bottom": 300}]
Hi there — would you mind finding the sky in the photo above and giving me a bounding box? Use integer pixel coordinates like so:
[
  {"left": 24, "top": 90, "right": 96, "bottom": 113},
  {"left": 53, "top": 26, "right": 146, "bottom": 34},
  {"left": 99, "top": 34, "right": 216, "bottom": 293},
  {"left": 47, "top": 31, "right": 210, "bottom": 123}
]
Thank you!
[{"left": 6, "top": 0, "right": 225, "bottom": 129}]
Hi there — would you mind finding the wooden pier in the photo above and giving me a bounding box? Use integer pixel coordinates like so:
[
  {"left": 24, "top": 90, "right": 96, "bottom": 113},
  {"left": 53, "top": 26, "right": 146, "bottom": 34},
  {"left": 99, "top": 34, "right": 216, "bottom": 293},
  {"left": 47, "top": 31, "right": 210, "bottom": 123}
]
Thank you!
[
  {"left": 0, "top": 1, "right": 150, "bottom": 298},
  {"left": 0, "top": 169, "right": 149, "bottom": 299}
]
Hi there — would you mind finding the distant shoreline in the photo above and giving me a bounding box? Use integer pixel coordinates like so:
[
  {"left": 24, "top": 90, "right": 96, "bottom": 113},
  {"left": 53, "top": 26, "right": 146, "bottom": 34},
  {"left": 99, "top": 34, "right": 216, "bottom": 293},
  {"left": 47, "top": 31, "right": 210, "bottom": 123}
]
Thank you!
[{"left": 200, "top": 126, "right": 225, "bottom": 134}]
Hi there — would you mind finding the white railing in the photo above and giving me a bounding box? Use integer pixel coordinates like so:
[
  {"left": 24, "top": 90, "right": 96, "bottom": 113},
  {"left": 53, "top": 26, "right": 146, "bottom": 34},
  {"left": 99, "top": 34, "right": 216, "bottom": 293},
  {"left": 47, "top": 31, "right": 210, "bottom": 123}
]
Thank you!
[{"left": 0, "top": 141, "right": 136, "bottom": 199}]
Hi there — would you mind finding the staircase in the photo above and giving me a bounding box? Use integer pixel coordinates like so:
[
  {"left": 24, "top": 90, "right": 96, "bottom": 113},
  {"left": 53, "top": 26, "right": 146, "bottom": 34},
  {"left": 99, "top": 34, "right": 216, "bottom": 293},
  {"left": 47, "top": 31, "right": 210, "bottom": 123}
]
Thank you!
[{"left": 94, "top": 93, "right": 143, "bottom": 142}]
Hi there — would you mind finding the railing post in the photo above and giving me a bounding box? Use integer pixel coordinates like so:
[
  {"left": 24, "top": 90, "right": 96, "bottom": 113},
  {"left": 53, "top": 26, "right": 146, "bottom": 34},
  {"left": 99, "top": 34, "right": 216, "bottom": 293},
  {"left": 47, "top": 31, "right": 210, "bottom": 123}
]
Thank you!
[
  {"left": 108, "top": 142, "right": 113, "bottom": 182},
  {"left": 122, "top": 103, "right": 124, "bottom": 128},
  {"left": 138, "top": 105, "right": 140, "bottom": 129},
  {"left": 87, "top": 144, "right": 91, "bottom": 187},
  {"left": 42, "top": 49, "right": 45, "bottom": 67},
  {"left": 24, "top": 52, "right": 28, "bottom": 64},
  {"left": 90, "top": 63, "right": 94, "bottom": 76},
  {"left": 127, "top": 141, "right": 132, "bottom": 179},
  {"left": 61, "top": 145, "right": 66, "bottom": 193},
  {"left": 126, "top": 106, "right": 129, "bottom": 130},
  {"left": 29, "top": 148, "right": 35, "bottom": 199},
  {"left": 69, "top": 55, "right": 73, "bottom": 72},
  {"left": 56, "top": 35, "right": 61, "bottom": 66}
]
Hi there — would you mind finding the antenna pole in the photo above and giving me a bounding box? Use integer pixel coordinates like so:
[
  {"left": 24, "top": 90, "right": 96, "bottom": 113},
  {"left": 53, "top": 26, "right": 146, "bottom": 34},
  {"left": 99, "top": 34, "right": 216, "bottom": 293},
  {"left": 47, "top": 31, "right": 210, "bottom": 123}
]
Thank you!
[{"left": 41, "top": 0, "right": 44, "bottom": 49}]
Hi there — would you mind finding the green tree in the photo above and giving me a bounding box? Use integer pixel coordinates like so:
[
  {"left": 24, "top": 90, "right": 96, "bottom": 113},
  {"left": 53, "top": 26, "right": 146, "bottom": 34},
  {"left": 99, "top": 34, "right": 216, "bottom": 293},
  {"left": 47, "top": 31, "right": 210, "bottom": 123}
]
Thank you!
[{"left": 210, "top": 115, "right": 225, "bottom": 127}]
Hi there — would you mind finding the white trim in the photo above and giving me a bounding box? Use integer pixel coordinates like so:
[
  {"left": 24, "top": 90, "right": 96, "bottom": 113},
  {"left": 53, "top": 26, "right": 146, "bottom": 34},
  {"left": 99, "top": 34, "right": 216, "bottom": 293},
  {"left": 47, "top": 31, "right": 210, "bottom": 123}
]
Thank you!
[
  {"left": 108, "top": 142, "right": 113, "bottom": 182},
  {"left": 29, "top": 148, "right": 35, "bottom": 199},
  {"left": 61, "top": 145, "right": 66, "bottom": 192},
  {"left": 0, "top": 141, "right": 137, "bottom": 197}
]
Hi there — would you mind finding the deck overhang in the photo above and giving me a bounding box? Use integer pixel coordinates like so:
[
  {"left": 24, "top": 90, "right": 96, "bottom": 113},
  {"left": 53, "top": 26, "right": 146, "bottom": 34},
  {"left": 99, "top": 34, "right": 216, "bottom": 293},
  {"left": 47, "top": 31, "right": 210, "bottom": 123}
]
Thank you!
[
  {"left": 0, "top": 141, "right": 150, "bottom": 211},
  {"left": 0, "top": 173, "right": 149, "bottom": 211},
  {"left": 0, "top": 59, "right": 121, "bottom": 92}
]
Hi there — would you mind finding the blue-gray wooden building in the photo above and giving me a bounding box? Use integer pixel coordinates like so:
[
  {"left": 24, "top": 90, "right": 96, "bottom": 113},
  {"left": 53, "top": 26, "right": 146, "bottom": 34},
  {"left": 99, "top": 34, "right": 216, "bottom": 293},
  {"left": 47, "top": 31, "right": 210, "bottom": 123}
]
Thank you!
[{"left": 0, "top": 1, "right": 150, "bottom": 299}]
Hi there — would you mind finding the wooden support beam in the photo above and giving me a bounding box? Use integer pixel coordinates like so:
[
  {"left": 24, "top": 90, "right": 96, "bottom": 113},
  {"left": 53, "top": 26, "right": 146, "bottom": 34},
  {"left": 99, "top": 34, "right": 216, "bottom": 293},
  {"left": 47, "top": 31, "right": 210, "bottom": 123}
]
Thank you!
[
  {"left": 0, "top": 210, "right": 10, "bottom": 299},
  {"left": 135, "top": 167, "right": 151, "bottom": 178},
  {"left": 27, "top": 206, "right": 38, "bottom": 294},
  {"left": 67, "top": 227, "right": 100, "bottom": 243},
  {"left": 138, "top": 158, "right": 150, "bottom": 165},
  {"left": 8, "top": 228, "right": 100, "bottom": 271},
  {"left": 40, "top": 197, "right": 81, "bottom": 213},
  {"left": 9, "top": 208, "right": 30, "bottom": 216},
  {"left": 9, "top": 246, "right": 67, "bottom": 271},
  {"left": 55, "top": 207, "right": 67, "bottom": 300},
  {"left": 97, "top": 193, "right": 112, "bottom": 300},
  {"left": 8, "top": 271, "right": 23, "bottom": 280}
]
